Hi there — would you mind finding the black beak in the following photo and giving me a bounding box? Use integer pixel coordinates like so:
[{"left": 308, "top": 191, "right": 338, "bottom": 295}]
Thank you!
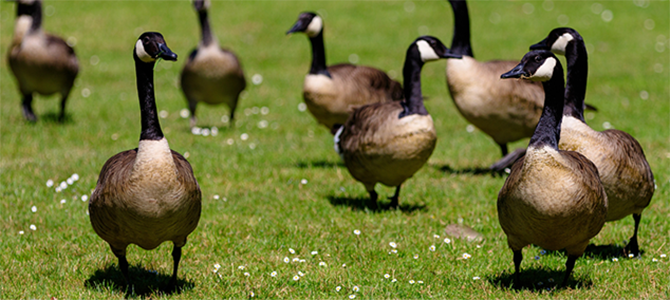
[
  {"left": 286, "top": 20, "right": 306, "bottom": 35},
  {"left": 440, "top": 51, "right": 462, "bottom": 59},
  {"left": 501, "top": 63, "right": 527, "bottom": 79},
  {"left": 158, "top": 43, "right": 177, "bottom": 61},
  {"left": 529, "top": 38, "right": 549, "bottom": 51}
]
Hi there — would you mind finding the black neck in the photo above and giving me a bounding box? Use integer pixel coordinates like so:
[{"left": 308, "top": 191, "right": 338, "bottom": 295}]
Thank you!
[
  {"left": 448, "top": 0, "right": 473, "bottom": 57},
  {"left": 198, "top": 10, "right": 215, "bottom": 47},
  {"left": 134, "top": 54, "right": 164, "bottom": 141},
  {"left": 308, "top": 31, "right": 331, "bottom": 77},
  {"left": 563, "top": 40, "right": 588, "bottom": 122},
  {"left": 529, "top": 65, "right": 565, "bottom": 149},
  {"left": 399, "top": 49, "right": 428, "bottom": 118},
  {"left": 17, "top": 1, "right": 42, "bottom": 32}
]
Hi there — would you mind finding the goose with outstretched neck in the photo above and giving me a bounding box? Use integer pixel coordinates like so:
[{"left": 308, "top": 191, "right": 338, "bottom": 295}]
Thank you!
[{"left": 89, "top": 32, "right": 202, "bottom": 291}]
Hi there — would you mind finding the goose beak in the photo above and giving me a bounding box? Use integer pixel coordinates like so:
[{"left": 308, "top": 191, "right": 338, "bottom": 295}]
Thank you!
[
  {"left": 529, "top": 39, "right": 549, "bottom": 50},
  {"left": 158, "top": 43, "right": 177, "bottom": 61},
  {"left": 501, "top": 63, "right": 527, "bottom": 79},
  {"left": 286, "top": 21, "right": 304, "bottom": 35},
  {"left": 440, "top": 51, "right": 462, "bottom": 59}
]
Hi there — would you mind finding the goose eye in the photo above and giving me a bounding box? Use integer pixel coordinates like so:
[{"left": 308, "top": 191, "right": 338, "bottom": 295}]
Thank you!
[{"left": 534, "top": 56, "right": 541, "bottom": 62}]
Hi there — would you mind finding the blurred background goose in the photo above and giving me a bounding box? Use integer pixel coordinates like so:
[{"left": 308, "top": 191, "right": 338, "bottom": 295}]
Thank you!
[
  {"left": 89, "top": 32, "right": 201, "bottom": 291},
  {"left": 181, "top": 0, "right": 246, "bottom": 128},
  {"left": 287, "top": 12, "right": 403, "bottom": 132},
  {"left": 336, "top": 36, "right": 460, "bottom": 208},
  {"left": 8, "top": 0, "right": 79, "bottom": 122},
  {"left": 531, "top": 27, "right": 655, "bottom": 257},
  {"left": 498, "top": 50, "right": 607, "bottom": 286}
]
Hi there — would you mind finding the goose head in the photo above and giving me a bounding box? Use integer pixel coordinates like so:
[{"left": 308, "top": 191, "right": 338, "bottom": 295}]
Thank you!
[
  {"left": 193, "top": 0, "right": 211, "bottom": 12},
  {"left": 15, "top": 0, "right": 40, "bottom": 16},
  {"left": 286, "top": 12, "right": 322, "bottom": 38},
  {"left": 501, "top": 50, "right": 559, "bottom": 82},
  {"left": 410, "top": 36, "right": 461, "bottom": 63},
  {"left": 134, "top": 32, "right": 178, "bottom": 64},
  {"left": 530, "top": 27, "right": 583, "bottom": 55}
]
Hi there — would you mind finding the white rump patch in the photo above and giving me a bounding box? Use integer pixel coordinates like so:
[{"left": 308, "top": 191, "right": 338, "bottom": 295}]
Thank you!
[
  {"left": 135, "top": 39, "right": 154, "bottom": 63},
  {"left": 551, "top": 33, "right": 574, "bottom": 55},
  {"left": 530, "top": 57, "right": 556, "bottom": 81},
  {"left": 306, "top": 16, "right": 323, "bottom": 38},
  {"left": 416, "top": 40, "right": 439, "bottom": 62},
  {"left": 333, "top": 125, "right": 344, "bottom": 160}
]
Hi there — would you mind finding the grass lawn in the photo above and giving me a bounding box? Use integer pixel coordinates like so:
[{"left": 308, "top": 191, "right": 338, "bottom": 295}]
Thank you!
[{"left": 1, "top": 0, "right": 668, "bottom": 298}]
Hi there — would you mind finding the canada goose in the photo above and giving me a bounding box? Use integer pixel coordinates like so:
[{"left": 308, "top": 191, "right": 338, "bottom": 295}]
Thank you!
[
  {"left": 445, "top": 0, "right": 596, "bottom": 170},
  {"left": 335, "top": 36, "right": 461, "bottom": 208},
  {"left": 7, "top": 0, "right": 79, "bottom": 122},
  {"left": 287, "top": 12, "right": 403, "bottom": 131},
  {"left": 181, "top": 0, "right": 246, "bottom": 128},
  {"left": 531, "top": 27, "right": 655, "bottom": 256},
  {"left": 89, "top": 32, "right": 201, "bottom": 291},
  {"left": 498, "top": 50, "right": 607, "bottom": 286}
]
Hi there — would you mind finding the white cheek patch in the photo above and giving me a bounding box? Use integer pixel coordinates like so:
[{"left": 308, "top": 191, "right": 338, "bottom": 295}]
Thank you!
[
  {"left": 305, "top": 16, "right": 323, "bottom": 38},
  {"left": 551, "top": 33, "right": 574, "bottom": 55},
  {"left": 19, "top": 0, "right": 36, "bottom": 5},
  {"left": 14, "top": 15, "right": 32, "bottom": 38},
  {"left": 135, "top": 39, "right": 155, "bottom": 63},
  {"left": 530, "top": 57, "right": 557, "bottom": 81},
  {"left": 204, "top": 0, "right": 211, "bottom": 9},
  {"left": 416, "top": 40, "right": 439, "bottom": 62}
]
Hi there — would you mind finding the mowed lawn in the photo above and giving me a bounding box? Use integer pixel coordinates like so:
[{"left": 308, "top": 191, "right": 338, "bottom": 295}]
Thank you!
[{"left": 1, "top": 0, "right": 668, "bottom": 299}]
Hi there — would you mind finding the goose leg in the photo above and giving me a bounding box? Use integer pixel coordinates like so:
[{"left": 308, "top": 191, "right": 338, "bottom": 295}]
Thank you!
[
  {"left": 625, "top": 213, "right": 642, "bottom": 257},
  {"left": 498, "top": 143, "right": 509, "bottom": 157},
  {"left": 228, "top": 100, "right": 238, "bottom": 127},
  {"left": 58, "top": 90, "right": 71, "bottom": 122},
  {"left": 513, "top": 250, "right": 522, "bottom": 287},
  {"left": 188, "top": 100, "right": 197, "bottom": 128},
  {"left": 168, "top": 245, "right": 182, "bottom": 292},
  {"left": 367, "top": 189, "right": 378, "bottom": 210},
  {"left": 110, "top": 245, "right": 130, "bottom": 286},
  {"left": 22, "top": 94, "right": 37, "bottom": 122},
  {"left": 562, "top": 254, "right": 579, "bottom": 287},
  {"left": 389, "top": 185, "right": 401, "bottom": 209},
  {"left": 489, "top": 148, "right": 526, "bottom": 172}
]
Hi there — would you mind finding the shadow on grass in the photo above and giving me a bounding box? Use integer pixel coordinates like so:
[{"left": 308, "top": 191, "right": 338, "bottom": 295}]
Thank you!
[
  {"left": 41, "top": 112, "right": 74, "bottom": 124},
  {"left": 295, "top": 160, "right": 344, "bottom": 169},
  {"left": 542, "top": 243, "right": 633, "bottom": 260},
  {"left": 435, "top": 164, "right": 505, "bottom": 177},
  {"left": 327, "top": 195, "right": 427, "bottom": 213},
  {"left": 84, "top": 264, "right": 194, "bottom": 298},
  {"left": 488, "top": 267, "right": 593, "bottom": 292}
]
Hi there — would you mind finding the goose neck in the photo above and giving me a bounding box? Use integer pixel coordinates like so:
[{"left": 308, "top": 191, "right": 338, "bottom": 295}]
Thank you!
[
  {"left": 308, "top": 31, "right": 331, "bottom": 77},
  {"left": 400, "top": 55, "right": 428, "bottom": 117},
  {"left": 134, "top": 57, "right": 164, "bottom": 141},
  {"left": 448, "top": 0, "right": 473, "bottom": 57},
  {"left": 16, "top": 1, "right": 42, "bottom": 32},
  {"left": 563, "top": 40, "right": 588, "bottom": 122},
  {"left": 529, "top": 66, "right": 565, "bottom": 150},
  {"left": 198, "top": 10, "right": 216, "bottom": 47}
]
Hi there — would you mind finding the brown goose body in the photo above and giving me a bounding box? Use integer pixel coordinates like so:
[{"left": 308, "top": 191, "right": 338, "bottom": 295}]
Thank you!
[
  {"left": 288, "top": 12, "right": 402, "bottom": 131},
  {"left": 181, "top": 0, "right": 246, "bottom": 127},
  {"left": 338, "top": 101, "right": 436, "bottom": 190},
  {"left": 8, "top": 1, "right": 78, "bottom": 122},
  {"left": 446, "top": 57, "right": 543, "bottom": 146},
  {"left": 304, "top": 64, "right": 403, "bottom": 129},
  {"left": 89, "top": 139, "right": 202, "bottom": 252},
  {"left": 560, "top": 117, "right": 654, "bottom": 221},
  {"left": 498, "top": 146, "right": 607, "bottom": 253}
]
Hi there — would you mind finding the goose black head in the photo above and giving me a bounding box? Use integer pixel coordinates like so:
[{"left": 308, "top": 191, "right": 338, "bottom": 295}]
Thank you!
[
  {"left": 530, "top": 27, "right": 583, "bottom": 56},
  {"left": 193, "top": 0, "right": 210, "bottom": 12},
  {"left": 134, "top": 32, "right": 178, "bottom": 63},
  {"left": 15, "top": 0, "right": 40, "bottom": 17},
  {"left": 286, "top": 12, "right": 322, "bottom": 38},
  {"left": 411, "top": 36, "right": 462, "bottom": 63},
  {"left": 501, "top": 50, "right": 559, "bottom": 82}
]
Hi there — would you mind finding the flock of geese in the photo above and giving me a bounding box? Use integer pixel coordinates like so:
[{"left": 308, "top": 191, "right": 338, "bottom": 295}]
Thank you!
[{"left": 8, "top": 0, "right": 656, "bottom": 291}]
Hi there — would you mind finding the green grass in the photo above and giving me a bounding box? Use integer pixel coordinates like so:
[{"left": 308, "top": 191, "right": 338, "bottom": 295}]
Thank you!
[{"left": 1, "top": 0, "right": 669, "bottom": 298}]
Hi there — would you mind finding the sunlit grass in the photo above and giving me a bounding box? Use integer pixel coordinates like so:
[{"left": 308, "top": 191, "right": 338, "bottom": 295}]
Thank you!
[{"left": 1, "top": 0, "right": 668, "bottom": 299}]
